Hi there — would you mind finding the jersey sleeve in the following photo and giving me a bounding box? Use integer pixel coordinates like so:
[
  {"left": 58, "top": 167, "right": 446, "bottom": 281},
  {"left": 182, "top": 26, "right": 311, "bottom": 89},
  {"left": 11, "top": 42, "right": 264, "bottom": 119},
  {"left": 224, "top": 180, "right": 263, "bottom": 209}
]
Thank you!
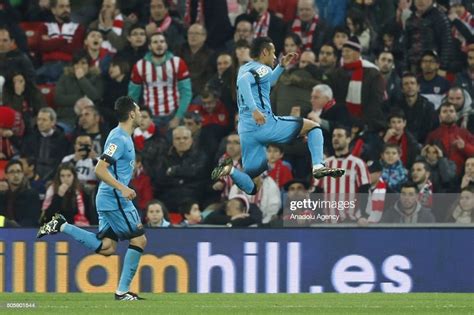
[
  {"left": 130, "top": 61, "right": 143, "bottom": 85},
  {"left": 177, "top": 58, "right": 190, "bottom": 81},
  {"left": 101, "top": 135, "right": 125, "bottom": 165}
]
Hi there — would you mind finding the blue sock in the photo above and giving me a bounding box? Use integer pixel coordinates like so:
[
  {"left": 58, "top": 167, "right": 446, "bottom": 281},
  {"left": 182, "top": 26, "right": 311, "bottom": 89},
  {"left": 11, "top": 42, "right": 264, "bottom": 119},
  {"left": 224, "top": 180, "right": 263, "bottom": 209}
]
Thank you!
[
  {"left": 118, "top": 245, "right": 143, "bottom": 293},
  {"left": 62, "top": 223, "right": 102, "bottom": 251},
  {"left": 231, "top": 168, "right": 256, "bottom": 195},
  {"left": 308, "top": 127, "right": 324, "bottom": 166}
]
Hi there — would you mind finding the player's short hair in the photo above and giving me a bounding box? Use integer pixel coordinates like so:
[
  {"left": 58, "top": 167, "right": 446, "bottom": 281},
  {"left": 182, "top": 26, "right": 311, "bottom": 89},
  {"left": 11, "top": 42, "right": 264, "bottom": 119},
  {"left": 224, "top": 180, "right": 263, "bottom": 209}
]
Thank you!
[
  {"left": 383, "top": 143, "right": 401, "bottom": 154},
  {"left": 114, "top": 96, "right": 138, "bottom": 122},
  {"left": 401, "top": 181, "right": 419, "bottom": 193},
  {"left": 250, "top": 36, "right": 274, "bottom": 59}
]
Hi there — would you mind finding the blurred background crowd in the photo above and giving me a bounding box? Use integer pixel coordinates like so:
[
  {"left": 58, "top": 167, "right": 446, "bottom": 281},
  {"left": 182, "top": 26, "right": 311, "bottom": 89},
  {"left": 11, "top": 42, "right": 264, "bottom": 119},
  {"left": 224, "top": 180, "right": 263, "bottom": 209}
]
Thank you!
[{"left": 0, "top": 0, "right": 472, "bottom": 227}]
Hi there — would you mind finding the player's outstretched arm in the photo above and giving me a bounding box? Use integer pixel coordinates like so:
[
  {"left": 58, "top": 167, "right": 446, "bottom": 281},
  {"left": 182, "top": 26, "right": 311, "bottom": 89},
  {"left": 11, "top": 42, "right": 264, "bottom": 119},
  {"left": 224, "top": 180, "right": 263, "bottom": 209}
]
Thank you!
[{"left": 95, "top": 159, "right": 136, "bottom": 200}]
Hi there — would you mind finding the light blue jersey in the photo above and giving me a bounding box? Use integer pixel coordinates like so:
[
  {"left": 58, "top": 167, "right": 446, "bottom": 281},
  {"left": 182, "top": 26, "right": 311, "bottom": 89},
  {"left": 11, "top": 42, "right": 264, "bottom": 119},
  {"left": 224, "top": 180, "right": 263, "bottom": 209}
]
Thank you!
[
  {"left": 96, "top": 126, "right": 135, "bottom": 211},
  {"left": 236, "top": 61, "right": 284, "bottom": 133}
]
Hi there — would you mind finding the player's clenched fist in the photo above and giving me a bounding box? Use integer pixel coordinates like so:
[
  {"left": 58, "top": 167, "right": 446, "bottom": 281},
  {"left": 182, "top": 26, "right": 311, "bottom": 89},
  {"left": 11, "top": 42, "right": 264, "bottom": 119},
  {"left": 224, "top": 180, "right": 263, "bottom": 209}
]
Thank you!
[{"left": 120, "top": 186, "right": 137, "bottom": 200}]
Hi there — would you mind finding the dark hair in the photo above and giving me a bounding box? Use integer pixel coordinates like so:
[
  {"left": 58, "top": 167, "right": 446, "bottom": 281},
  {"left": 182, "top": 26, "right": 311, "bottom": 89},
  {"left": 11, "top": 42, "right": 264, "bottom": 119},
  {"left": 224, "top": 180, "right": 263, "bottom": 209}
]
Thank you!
[
  {"left": 179, "top": 200, "right": 199, "bottom": 219},
  {"left": 235, "top": 39, "right": 251, "bottom": 50},
  {"left": 153, "top": 0, "right": 170, "bottom": 9},
  {"left": 401, "top": 181, "right": 419, "bottom": 193},
  {"left": 333, "top": 124, "right": 351, "bottom": 138},
  {"left": 388, "top": 109, "right": 406, "bottom": 121},
  {"left": 439, "top": 102, "right": 455, "bottom": 111},
  {"left": 4, "top": 71, "right": 40, "bottom": 111},
  {"left": 332, "top": 26, "right": 350, "bottom": 38},
  {"left": 250, "top": 36, "right": 273, "bottom": 59},
  {"left": 6, "top": 159, "right": 23, "bottom": 173},
  {"left": 110, "top": 56, "right": 131, "bottom": 76},
  {"left": 183, "top": 111, "right": 202, "bottom": 124},
  {"left": 0, "top": 27, "right": 12, "bottom": 40},
  {"left": 201, "top": 87, "right": 217, "bottom": 99},
  {"left": 72, "top": 50, "right": 92, "bottom": 65},
  {"left": 401, "top": 72, "right": 418, "bottom": 82},
  {"left": 346, "top": 9, "right": 367, "bottom": 35},
  {"left": 412, "top": 160, "right": 431, "bottom": 173},
  {"left": 74, "top": 133, "right": 92, "bottom": 144},
  {"left": 128, "top": 23, "right": 146, "bottom": 36},
  {"left": 284, "top": 33, "right": 302, "bottom": 49},
  {"left": 377, "top": 50, "right": 394, "bottom": 59},
  {"left": 267, "top": 143, "right": 284, "bottom": 153},
  {"left": 52, "top": 163, "right": 81, "bottom": 210},
  {"left": 114, "top": 96, "right": 138, "bottom": 122},
  {"left": 146, "top": 199, "right": 169, "bottom": 222},
  {"left": 383, "top": 143, "right": 401, "bottom": 154},
  {"left": 319, "top": 42, "right": 337, "bottom": 54},
  {"left": 149, "top": 31, "right": 167, "bottom": 43},
  {"left": 85, "top": 28, "right": 102, "bottom": 39},
  {"left": 139, "top": 106, "right": 153, "bottom": 117}
]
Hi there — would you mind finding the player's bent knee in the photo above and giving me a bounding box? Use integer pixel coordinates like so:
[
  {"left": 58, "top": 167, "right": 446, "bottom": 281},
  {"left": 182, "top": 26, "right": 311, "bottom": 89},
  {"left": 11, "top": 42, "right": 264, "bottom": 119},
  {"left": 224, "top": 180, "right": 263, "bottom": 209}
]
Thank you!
[
  {"left": 130, "top": 234, "right": 147, "bottom": 250},
  {"left": 301, "top": 119, "right": 320, "bottom": 135},
  {"left": 100, "top": 248, "right": 115, "bottom": 256}
]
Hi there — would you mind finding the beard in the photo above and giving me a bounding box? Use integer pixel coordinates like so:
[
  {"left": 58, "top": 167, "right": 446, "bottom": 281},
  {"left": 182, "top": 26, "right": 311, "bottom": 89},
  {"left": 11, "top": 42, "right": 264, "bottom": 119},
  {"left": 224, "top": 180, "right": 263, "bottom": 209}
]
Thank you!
[
  {"left": 59, "top": 13, "right": 71, "bottom": 23},
  {"left": 152, "top": 50, "right": 165, "bottom": 58}
]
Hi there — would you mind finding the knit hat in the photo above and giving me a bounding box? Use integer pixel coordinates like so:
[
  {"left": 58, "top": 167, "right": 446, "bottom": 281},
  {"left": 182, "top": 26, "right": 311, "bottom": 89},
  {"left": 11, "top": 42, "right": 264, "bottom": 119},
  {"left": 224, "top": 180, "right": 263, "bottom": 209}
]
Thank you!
[
  {"left": 343, "top": 36, "right": 362, "bottom": 52},
  {"left": 367, "top": 160, "right": 383, "bottom": 173}
]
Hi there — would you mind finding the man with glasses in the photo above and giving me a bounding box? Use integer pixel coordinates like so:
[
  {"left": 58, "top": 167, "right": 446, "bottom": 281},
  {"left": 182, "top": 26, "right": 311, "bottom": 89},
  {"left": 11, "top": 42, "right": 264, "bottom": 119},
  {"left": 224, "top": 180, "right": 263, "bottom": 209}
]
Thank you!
[{"left": 0, "top": 160, "right": 41, "bottom": 227}]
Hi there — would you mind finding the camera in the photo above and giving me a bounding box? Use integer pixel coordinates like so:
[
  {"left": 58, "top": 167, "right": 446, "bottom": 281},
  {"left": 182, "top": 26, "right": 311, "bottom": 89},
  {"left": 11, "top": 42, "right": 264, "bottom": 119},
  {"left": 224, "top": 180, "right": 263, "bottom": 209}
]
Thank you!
[{"left": 78, "top": 144, "right": 91, "bottom": 159}]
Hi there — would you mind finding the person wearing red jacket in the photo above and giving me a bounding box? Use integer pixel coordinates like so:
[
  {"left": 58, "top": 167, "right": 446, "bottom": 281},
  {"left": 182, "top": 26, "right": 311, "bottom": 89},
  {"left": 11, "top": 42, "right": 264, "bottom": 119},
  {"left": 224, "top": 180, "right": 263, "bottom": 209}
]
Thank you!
[
  {"left": 426, "top": 103, "right": 474, "bottom": 176},
  {"left": 36, "top": 0, "right": 86, "bottom": 83},
  {"left": 188, "top": 88, "right": 230, "bottom": 128}
]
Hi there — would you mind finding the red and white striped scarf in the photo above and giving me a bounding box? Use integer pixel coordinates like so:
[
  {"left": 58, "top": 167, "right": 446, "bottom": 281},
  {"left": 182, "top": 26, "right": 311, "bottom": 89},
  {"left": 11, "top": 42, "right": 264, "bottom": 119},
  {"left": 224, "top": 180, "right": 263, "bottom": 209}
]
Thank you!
[
  {"left": 291, "top": 15, "right": 319, "bottom": 50},
  {"left": 112, "top": 13, "right": 124, "bottom": 36},
  {"left": 452, "top": 10, "right": 473, "bottom": 53},
  {"left": 418, "top": 180, "right": 433, "bottom": 208},
  {"left": 42, "top": 185, "right": 89, "bottom": 226},
  {"left": 91, "top": 47, "right": 110, "bottom": 68},
  {"left": 254, "top": 11, "right": 271, "bottom": 38},
  {"left": 365, "top": 177, "right": 386, "bottom": 223},
  {"left": 155, "top": 14, "right": 173, "bottom": 33},
  {"left": 343, "top": 59, "right": 378, "bottom": 118},
  {"left": 184, "top": 0, "right": 205, "bottom": 27},
  {"left": 133, "top": 122, "right": 156, "bottom": 151}
]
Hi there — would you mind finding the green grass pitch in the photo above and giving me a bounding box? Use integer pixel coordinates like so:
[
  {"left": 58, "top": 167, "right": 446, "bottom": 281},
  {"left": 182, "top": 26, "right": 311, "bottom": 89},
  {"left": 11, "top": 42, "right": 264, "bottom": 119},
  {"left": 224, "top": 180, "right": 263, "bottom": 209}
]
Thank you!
[{"left": 0, "top": 293, "right": 472, "bottom": 314}]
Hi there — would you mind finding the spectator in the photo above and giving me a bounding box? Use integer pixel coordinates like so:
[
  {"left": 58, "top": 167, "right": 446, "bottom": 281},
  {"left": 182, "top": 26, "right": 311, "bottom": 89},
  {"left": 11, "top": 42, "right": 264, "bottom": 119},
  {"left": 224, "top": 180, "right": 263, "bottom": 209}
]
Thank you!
[
  {"left": 225, "top": 19, "right": 254, "bottom": 52},
  {"left": 317, "top": 43, "right": 338, "bottom": 75},
  {"left": 455, "top": 47, "right": 473, "bottom": 98},
  {"left": 36, "top": 0, "right": 86, "bottom": 83},
  {"left": 19, "top": 155, "right": 46, "bottom": 201},
  {"left": 447, "top": 185, "right": 473, "bottom": 223},
  {"left": 307, "top": 84, "right": 350, "bottom": 152},
  {"left": 331, "top": 26, "right": 350, "bottom": 60},
  {"left": 266, "top": 144, "right": 293, "bottom": 190},
  {"left": 375, "top": 50, "right": 402, "bottom": 112},
  {"left": 89, "top": 0, "right": 132, "bottom": 53},
  {"left": 316, "top": 126, "right": 371, "bottom": 223},
  {"left": 40, "top": 162, "right": 93, "bottom": 226},
  {"left": 145, "top": 0, "right": 185, "bottom": 53},
  {"left": 21, "top": 107, "right": 69, "bottom": 181},
  {"left": 397, "top": 72, "right": 438, "bottom": 143},
  {"left": 269, "top": 0, "right": 298, "bottom": 23},
  {"left": 0, "top": 106, "right": 23, "bottom": 160},
  {"left": 419, "top": 143, "right": 457, "bottom": 193},
  {"left": 426, "top": 102, "right": 474, "bottom": 176},
  {"left": 204, "top": 195, "right": 261, "bottom": 227},
  {"left": 234, "top": 39, "right": 253, "bottom": 67},
  {"left": 0, "top": 159, "right": 41, "bottom": 227},
  {"left": 348, "top": 0, "right": 396, "bottom": 34},
  {"left": 2, "top": 71, "right": 46, "bottom": 129},
  {"left": 213, "top": 133, "right": 242, "bottom": 200},
  {"left": 361, "top": 160, "right": 387, "bottom": 224},
  {"left": 235, "top": 0, "right": 286, "bottom": 54},
  {"left": 102, "top": 56, "right": 130, "bottom": 125},
  {"left": 25, "top": 0, "right": 55, "bottom": 22},
  {"left": 278, "top": 33, "right": 302, "bottom": 70},
  {"left": 83, "top": 29, "right": 112, "bottom": 75},
  {"left": 404, "top": 0, "right": 456, "bottom": 74},
  {"left": 327, "top": 36, "right": 386, "bottom": 132},
  {"left": 290, "top": 0, "right": 329, "bottom": 53},
  {"left": 461, "top": 157, "right": 474, "bottom": 190},
  {"left": 55, "top": 51, "right": 104, "bottom": 129},
  {"left": 144, "top": 199, "right": 170, "bottom": 227},
  {"left": 381, "top": 181, "right": 436, "bottom": 223},
  {"left": 419, "top": 50, "right": 451, "bottom": 109},
  {"left": 345, "top": 9, "right": 373, "bottom": 57},
  {"left": 316, "top": 0, "right": 348, "bottom": 27},
  {"left": 132, "top": 107, "right": 168, "bottom": 175},
  {"left": 178, "top": 200, "right": 202, "bottom": 226},
  {"left": 383, "top": 110, "right": 421, "bottom": 169},
  {"left": 155, "top": 126, "right": 209, "bottom": 211},
  {"left": 129, "top": 32, "right": 192, "bottom": 131},
  {"left": 206, "top": 52, "right": 233, "bottom": 113},
  {"left": 381, "top": 143, "right": 408, "bottom": 192},
  {"left": 131, "top": 153, "right": 153, "bottom": 212},
  {"left": 448, "top": 1, "right": 474, "bottom": 54},
  {"left": 411, "top": 160, "right": 433, "bottom": 208},
  {"left": 0, "top": 2, "right": 28, "bottom": 53},
  {"left": 178, "top": 23, "right": 215, "bottom": 97},
  {"left": 115, "top": 24, "right": 148, "bottom": 68},
  {"left": 444, "top": 86, "right": 473, "bottom": 133},
  {"left": 61, "top": 134, "right": 98, "bottom": 190},
  {"left": 76, "top": 105, "right": 108, "bottom": 155},
  {"left": 0, "top": 27, "right": 36, "bottom": 83}
]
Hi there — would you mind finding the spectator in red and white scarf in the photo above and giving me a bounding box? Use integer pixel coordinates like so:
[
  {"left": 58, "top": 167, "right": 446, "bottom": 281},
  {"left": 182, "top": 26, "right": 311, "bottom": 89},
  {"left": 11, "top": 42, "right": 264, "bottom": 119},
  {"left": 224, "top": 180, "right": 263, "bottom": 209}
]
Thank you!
[
  {"left": 290, "top": 0, "right": 330, "bottom": 53},
  {"left": 448, "top": 1, "right": 474, "bottom": 53},
  {"left": 411, "top": 160, "right": 433, "bottom": 208},
  {"left": 235, "top": 0, "right": 286, "bottom": 54},
  {"left": 89, "top": 0, "right": 132, "bottom": 53},
  {"left": 145, "top": 0, "right": 185, "bottom": 52},
  {"left": 360, "top": 160, "right": 387, "bottom": 224},
  {"left": 83, "top": 29, "right": 112, "bottom": 76},
  {"left": 41, "top": 162, "right": 93, "bottom": 226}
]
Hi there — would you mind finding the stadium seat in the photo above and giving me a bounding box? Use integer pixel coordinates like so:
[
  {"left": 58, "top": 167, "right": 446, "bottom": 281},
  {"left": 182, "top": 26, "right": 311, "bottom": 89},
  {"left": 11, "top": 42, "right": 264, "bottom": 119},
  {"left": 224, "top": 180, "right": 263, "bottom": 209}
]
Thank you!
[
  {"left": 38, "top": 83, "right": 56, "bottom": 109},
  {"left": 19, "top": 22, "right": 44, "bottom": 53},
  {"left": 0, "top": 160, "right": 7, "bottom": 180},
  {"left": 168, "top": 213, "right": 182, "bottom": 225}
]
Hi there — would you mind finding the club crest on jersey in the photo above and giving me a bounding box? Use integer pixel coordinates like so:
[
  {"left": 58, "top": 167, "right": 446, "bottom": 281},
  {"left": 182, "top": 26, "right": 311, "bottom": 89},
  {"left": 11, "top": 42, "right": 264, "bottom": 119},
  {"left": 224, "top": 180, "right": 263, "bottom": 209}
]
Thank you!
[
  {"left": 105, "top": 143, "right": 118, "bottom": 157},
  {"left": 256, "top": 66, "right": 269, "bottom": 77}
]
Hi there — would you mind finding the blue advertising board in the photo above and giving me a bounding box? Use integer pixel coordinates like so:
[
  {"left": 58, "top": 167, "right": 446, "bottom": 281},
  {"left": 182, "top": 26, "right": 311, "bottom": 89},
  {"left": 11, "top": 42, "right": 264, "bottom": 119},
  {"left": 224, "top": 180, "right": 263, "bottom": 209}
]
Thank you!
[{"left": 0, "top": 228, "right": 472, "bottom": 293}]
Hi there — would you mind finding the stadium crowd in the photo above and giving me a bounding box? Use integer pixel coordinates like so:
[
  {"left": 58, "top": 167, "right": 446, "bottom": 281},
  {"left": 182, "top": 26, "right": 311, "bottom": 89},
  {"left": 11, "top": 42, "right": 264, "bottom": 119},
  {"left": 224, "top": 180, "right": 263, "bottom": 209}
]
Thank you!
[{"left": 0, "top": 0, "right": 473, "bottom": 227}]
